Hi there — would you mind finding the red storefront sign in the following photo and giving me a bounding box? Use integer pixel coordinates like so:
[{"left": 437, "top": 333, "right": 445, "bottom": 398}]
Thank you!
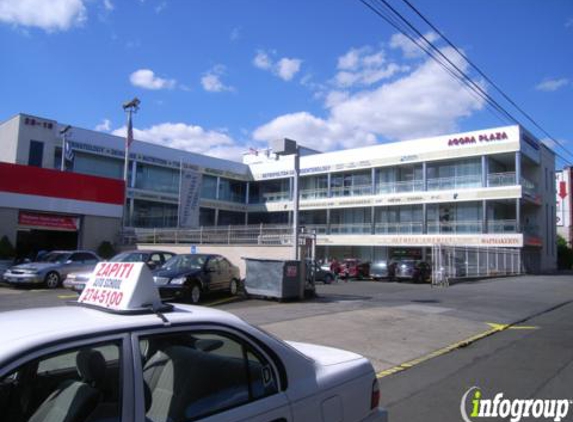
[{"left": 18, "top": 212, "right": 79, "bottom": 231}]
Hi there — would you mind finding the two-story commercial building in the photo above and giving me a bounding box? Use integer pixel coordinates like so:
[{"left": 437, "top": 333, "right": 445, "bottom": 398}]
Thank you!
[{"left": 0, "top": 113, "right": 556, "bottom": 272}]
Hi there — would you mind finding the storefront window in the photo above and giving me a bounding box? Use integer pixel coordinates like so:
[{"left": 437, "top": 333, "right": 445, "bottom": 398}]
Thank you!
[
  {"left": 73, "top": 152, "right": 123, "bottom": 179},
  {"left": 135, "top": 163, "right": 179, "bottom": 194},
  {"left": 219, "top": 178, "right": 246, "bottom": 203},
  {"left": 132, "top": 199, "right": 178, "bottom": 228}
]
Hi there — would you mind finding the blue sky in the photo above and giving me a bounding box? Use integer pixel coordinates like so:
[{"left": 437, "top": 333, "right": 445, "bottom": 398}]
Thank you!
[{"left": 0, "top": 0, "right": 572, "bottom": 165}]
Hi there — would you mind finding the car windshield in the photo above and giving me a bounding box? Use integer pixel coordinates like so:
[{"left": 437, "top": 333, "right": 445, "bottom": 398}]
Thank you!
[
  {"left": 161, "top": 255, "right": 205, "bottom": 271},
  {"left": 111, "top": 252, "right": 146, "bottom": 262},
  {"left": 37, "top": 252, "right": 71, "bottom": 263}
]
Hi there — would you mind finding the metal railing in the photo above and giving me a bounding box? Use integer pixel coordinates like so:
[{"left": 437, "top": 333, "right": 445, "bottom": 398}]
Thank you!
[
  {"left": 432, "top": 245, "right": 523, "bottom": 285},
  {"left": 376, "top": 179, "right": 424, "bottom": 194},
  {"left": 427, "top": 220, "right": 483, "bottom": 234},
  {"left": 375, "top": 222, "right": 423, "bottom": 234},
  {"left": 426, "top": 174, "right": 481, "bottom": 191},
  {"left": 330, "top": 184, "right": 373, "bottom": 197},
  {"left": 124, "top": 218, "right": 523, "bottom": 245}
]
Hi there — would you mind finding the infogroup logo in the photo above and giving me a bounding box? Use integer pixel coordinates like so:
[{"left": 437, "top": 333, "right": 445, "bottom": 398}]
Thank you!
[{"left": 461, "top": 387, "right": 572, "bottom": 422}]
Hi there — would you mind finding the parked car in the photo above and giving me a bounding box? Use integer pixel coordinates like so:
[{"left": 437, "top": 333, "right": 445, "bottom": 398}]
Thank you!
[
  {"left": 305, "top": 259, "right": 335, "bottom": 284},
  {"left": 152, "top": 254, "right": 241, "bottom": 303},
  {"left": 396, "top": 260, "right": 432, "bottom": 283},
  {"left": 340, "top": 258, "right": 370, "bottom": 279},
  {"left": 370, "top": 260, "right": 389, "bottom": 280},
  {"left": 63, "top": 249, "right": 176, "bottom": 293},
  {"left": 0, "top": 274, "right": 387, "bottom": 422},
  {"left": 3, "top": 250, "right": 101, "bottom": 289}
]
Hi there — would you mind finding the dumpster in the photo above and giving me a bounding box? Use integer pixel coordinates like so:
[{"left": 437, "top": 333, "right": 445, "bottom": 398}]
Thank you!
[{"left": 243, "top": 258, "right": 302, "bottom": 300}]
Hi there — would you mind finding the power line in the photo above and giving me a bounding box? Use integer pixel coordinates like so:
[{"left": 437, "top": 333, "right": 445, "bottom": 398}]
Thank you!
[
  {"left": 399, "top": 0, "right": 573, "bottom": 165},
  {"left": 360, "top": 0, "right": 573, "bottom": 166}
]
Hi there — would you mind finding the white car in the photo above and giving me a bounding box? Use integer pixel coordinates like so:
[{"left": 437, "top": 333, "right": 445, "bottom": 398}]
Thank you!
[{"left": 0, "top": 262, "right": 387, "bottom": 422}]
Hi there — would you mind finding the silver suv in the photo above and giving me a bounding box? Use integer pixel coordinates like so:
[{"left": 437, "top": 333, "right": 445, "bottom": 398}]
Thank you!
[{"left": 3, "top": 250, "right": 101, "bottom": 289}]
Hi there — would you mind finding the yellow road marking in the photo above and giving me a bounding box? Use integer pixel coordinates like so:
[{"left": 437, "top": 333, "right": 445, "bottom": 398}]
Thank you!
[
  {"left": 58, "top": 294, "right": 79, "bottom": 299},
  {"left": 377, "top": 320, "right": 539, "bottom": 379}
]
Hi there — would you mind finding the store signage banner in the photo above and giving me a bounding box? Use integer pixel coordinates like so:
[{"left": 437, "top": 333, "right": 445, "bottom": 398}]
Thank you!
[
  {"left": 556, "top": 171, "right": 569, "bottom": 227},
  {"left": 18, "top": 211, "right": 79, "bottom": 231},
  {"left": 179, "top": 168, "right": 202, "bottom": 228}
]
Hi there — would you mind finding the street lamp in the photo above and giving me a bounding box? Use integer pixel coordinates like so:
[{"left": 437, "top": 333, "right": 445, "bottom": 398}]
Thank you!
[
  {"left": 122, "top": 97, "right": 141, "bottom": 228},
  {"left": 59, "top": 125, "right": 71, "bottom": 171}
]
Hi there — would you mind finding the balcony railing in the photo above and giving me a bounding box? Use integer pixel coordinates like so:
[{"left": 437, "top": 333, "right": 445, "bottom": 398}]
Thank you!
[
  {"left": 487, "top": 172, "right": 516, "bottom": 187},
  {"left": 331, "top": 184, "right": 373, "bottom": 197},
  {"left": 427, "top": 220, "right": 484, "bottom": 234},
  {"left": 375, "top": 222, "right": 423, "bottom": 234},
  {"left": 329, "top": 223, "right": 372, "bottom": 234},
  {"left": 376, "top": 179, "right": 424, "bottom": 194},
  {"left": 427, "top": 174, "right": 482, "bottom": 191},
  {"left": 488, "top": 219, "right": 518, "bottom": 233}
]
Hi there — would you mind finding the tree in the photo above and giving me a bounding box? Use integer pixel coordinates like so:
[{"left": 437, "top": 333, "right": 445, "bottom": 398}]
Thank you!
[{"left": 557, "top": 235, "right": 573, "bottom": 270}]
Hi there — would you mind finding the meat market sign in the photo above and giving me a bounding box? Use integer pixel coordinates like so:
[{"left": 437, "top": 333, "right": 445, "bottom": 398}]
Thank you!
[{"left": 448, "top": 131, "right": 508, "bottom": 147}]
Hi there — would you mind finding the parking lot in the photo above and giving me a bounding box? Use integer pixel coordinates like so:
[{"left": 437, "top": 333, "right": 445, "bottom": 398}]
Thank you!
[{"left": 2, "top": 274, "right": 572, "bottom": 375}]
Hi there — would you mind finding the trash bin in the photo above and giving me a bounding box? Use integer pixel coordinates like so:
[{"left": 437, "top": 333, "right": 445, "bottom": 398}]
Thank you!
[{"left": 243, "top": 258, "right": 302, "bottom": 300}]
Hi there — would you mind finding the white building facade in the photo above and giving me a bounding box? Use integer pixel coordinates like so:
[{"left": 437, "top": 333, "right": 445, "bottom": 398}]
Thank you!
[{"left": 0, "top": 114, "right": 556, "bottom": 272}]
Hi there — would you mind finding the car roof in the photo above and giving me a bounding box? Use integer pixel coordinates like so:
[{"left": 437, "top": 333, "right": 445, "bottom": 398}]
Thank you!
[
  {"left": 0, "top": 304, "right": 245, "bottom": 365},
  {"left": 119, "top": 250, "right": 175, "bottom": 255}
]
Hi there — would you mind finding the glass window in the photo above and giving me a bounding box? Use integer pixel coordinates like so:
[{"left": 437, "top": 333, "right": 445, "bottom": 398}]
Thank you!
[
  {"left": 219, "top": 178, "right": 246, "bottom": 203},
  {"left": 136, "top": 163, "right": 179, "bottom": 194},
  {"left": 199, "top": 208, "right": 216, "bottom": 226},
  {"left": 0, "top": 341, "right": 122, "bottom": 422},
  {"left": 132, "top": 199, "right": 178, "bottom": 228},
  {"left": 73, "top": 152, "right": 124, "bottom": 179},
  {"left": 139, "top": 331, "right": 279, "bottom": 422},
  {"left": 218, "top": 210, "right": 245, "bottom": 226},
  {"left": 28, "top": 140, "right": 44, "bottom": 167},
  {"left": 201, "top": 175, "right": 218, "bottom": 200}
]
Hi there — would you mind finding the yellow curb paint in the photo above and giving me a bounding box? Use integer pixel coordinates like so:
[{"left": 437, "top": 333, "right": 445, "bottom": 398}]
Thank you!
[
  {"left": 508, "top": 326, "right": 538, "bottom": 330},
  {"left": 486, "top": 322, "right": 510, "bottom": 331},
  {"left": 58, "top": 295, "right": 78, "bottom": 299}
]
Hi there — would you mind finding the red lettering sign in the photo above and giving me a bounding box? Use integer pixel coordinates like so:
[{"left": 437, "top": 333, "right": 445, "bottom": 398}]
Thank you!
[{"left": 18, "top": 211, "right": 79, "bottom": 231}]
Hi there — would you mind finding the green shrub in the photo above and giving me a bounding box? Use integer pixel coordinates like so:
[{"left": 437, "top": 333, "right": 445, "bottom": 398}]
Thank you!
[
  {"left": 97, "top": 241, "right": 116, "bottom": 260},
  {"left": 0, "top": 236, "right": 15, "bottom": 259},
  {"left": 557, "top": 235, "right": 573, "bottom": 270}
]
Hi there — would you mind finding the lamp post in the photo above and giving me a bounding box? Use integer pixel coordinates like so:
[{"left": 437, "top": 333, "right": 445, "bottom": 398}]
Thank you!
[
  {"left": 122, "top": 97, "right": 140, "bottom": 228},
  {"left": 59, "top": 125, "right": 71, "bottom": 171}
]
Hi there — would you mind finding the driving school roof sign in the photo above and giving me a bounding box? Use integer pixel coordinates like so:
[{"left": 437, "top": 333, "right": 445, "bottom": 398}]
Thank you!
[
  {"left": 448, "top": 131, "right": 508, "bottom": 146},
  {"left": 78, "top": 262, "right": 163, "bottom": 312}
]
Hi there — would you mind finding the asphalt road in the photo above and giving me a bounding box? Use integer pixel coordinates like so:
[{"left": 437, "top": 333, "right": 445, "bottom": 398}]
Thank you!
[{"left": 378, "top": 300, "right": 573, "bottom": 422}]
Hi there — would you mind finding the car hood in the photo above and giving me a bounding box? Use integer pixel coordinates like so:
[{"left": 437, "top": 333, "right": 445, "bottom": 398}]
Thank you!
[
  {"left": 152, "top": 268, "right": 201, "bottom": 279},
  {"left": 10, "top": 262, "right": 58, "bottom": 272}
]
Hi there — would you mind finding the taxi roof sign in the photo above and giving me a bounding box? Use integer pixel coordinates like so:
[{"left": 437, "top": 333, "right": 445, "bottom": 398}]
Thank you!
[{"left": 78, "top": 262, "right": 164, "bottom": 313}]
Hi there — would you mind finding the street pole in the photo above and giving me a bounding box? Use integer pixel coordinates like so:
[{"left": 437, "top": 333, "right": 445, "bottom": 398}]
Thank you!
[
  {"left": 293, "top": 146, "right": 300, "bottom": 260},
  {"left": 122, "top": 98, "right": 140, "bottom": 229}
]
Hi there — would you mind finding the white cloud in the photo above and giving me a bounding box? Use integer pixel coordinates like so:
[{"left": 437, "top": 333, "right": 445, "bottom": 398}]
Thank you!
[
  {"left": 254, "top": 44, "right": 485, "bottom": 151},
  {"left": 535, "top": 78, "right": 569, "bottom": 92},
  {"left": 112, "top": 122, "right": 244, "bottom": 161},
  {"left": 333, "top": 46, "right": 408, "bottom": 88},
  {"left": 95, "top": 118, "right": 111, "bottom": 132},
  {"left": 201, "top": 65, "right": 234, "bottom": 93},
  {"left": 0, "top": 0, "right": 87, "bottom": 32},
  {"left": 253, "top": 50, "right": 273, "bottom": 70},
  {"left": 276, "top": 58, "right": 302, "bottom": 81},
  {"left": 566, "top": 18, "right": 573, "bottom": 28},
  {"left": 390, "top": 31, "right": 440, "bottom": 58},
  {"left": 253, "top": 50, "right": 303, "bottom": 81},
  {"left": 129, "top": 69, "right": 176, "bottom": 90},
  {"left": 230, "top": 26, "right": 241, "bottom": 41},
  {"left": 155, "top": 1, "right": 167, "bottom": 13},
  {"left": 103, "top": 0, "right": 114, "bottom": 12}
]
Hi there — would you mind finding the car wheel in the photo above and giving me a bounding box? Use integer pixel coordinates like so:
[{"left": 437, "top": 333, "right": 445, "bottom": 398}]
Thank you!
[
  {"left": 45, "top": 272, "right": 60, "bottom": 289},
  {"left": 229, "top": 278, "right": 239, "bottom": 296},
  {"left": 188, "top": 282, "right": 202, "bottom": 304},
  {"left": 323, "top": 274, "right": 333, "bottom": 284}
]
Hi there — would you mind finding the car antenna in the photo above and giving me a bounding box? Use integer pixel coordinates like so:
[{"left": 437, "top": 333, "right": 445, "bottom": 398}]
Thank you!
[{"left": 143, "top": 302, "right": 173, "bottom": 326}]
